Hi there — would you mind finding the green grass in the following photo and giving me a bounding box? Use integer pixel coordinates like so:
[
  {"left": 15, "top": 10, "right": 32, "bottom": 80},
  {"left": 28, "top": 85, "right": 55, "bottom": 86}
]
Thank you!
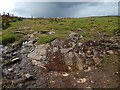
[
  {"left": 2, "top": 32, "right": 16, "bottom": 45},
  {"left": 1, "top": 31, "right": 21, "bottom": 45},
  {"left": 2, "top": 16, "right": 119, "bottom": 45},
  {"left": 37, "top": 35, "right": 57, "bottom": 44}
]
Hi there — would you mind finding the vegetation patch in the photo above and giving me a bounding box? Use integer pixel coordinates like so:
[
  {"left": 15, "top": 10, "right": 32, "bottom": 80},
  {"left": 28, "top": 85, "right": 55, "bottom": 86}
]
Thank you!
[
  {"left": 1, "top": 31, "right": 21, "bottom": 45},
  {"left": 2, "top": 16, "right": 119, "bottom": 45},
  {"left": 101, "top": 54, "right": 119, "bottom": 66},
  {"left": 37, "top": 35, "right": 57, "bottom": 44}
]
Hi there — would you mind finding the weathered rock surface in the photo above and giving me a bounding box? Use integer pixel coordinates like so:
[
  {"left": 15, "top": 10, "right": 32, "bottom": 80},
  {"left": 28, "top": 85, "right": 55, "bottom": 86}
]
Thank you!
[
  {"left": 28, "top": 44, "right": 50, "bottom": 63},
  {"left": 1, "top": 30, "right": 120, "bottom": 88}
]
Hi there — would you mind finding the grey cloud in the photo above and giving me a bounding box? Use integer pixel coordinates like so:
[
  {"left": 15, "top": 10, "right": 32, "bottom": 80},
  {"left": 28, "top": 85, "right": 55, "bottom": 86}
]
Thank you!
[{"left": 12, "top": 2, "right": 118, "bottom": 18}]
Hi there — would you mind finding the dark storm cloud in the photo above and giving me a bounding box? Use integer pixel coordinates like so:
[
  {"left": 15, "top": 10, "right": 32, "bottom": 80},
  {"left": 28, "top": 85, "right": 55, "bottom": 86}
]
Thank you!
[{"left": 12, "top": 2, "right": 118, "bottom": 18}]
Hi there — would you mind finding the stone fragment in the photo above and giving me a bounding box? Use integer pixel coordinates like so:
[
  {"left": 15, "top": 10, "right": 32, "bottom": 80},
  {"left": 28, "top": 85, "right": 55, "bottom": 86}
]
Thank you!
[
  {"left": 62, "top": 72, "right": 69, "bottom": 77},
  {"left": 106, "top": 50, "right": 114, "bottom": 55},
  {"left": 78, "top": 78, "right": 87, "bottom": 83},
  {"left": 53, "top": 47, "right": 59, "bottom": 53},
  {"left": 11, "top": 57, "right": 21, "bottom": 63},
  {"left": 8, "top": 68, "right": 13, "bottom": 72},
  {"left": 48, "top": 31, "right": 55, "bottom": 35},
  {"left": 24, "top": 73, "right": 33, "bottom": 80}
]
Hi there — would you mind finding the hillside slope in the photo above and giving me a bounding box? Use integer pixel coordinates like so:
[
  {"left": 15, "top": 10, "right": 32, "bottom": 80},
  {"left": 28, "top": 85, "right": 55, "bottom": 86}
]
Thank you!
[{"left": 1, "top": 16, "right": 120, "bottom": 89}]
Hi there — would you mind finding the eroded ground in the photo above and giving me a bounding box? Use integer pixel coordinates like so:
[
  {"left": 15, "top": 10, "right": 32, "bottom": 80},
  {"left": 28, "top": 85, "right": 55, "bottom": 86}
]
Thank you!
[{"left": 1, "top": 17, "right": 120, "bottom": 89}]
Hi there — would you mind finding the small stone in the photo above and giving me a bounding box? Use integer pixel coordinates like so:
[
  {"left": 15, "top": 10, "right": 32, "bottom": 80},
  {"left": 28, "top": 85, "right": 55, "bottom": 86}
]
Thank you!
[
  {"left": 11, "top": 57, "right": 20, "bottom": 63},
  {"left": 114, "top": 72, "right": 119, "bottom": 75},
  {"left": 80, "top": 35, "right": 83, "bottom": 38},
  {"left": 87, "top": 50, "right": 91, "bottom": 54},
  {"left": 86, "top": 86, "right": 92, "bottom": 89},
  {"left": 84, "top": 67, "right": 92, "bottom": 72},
  {"left": 77, "top": 80, "right": 81, "bottom": 83},
  {"left": 78, "top": 42, "right": 82, "bottom": 46},
  {"left": 53, "top": 47, "right": 59, "bottom": 53},
  {"left": 106, "top": 50, "right": 114, "bottom": 55},
  {"left": 90, "top": 80, "right": 95, "bottom": 83},
  {"left": 51, "top": 81, "right": 55, "bottom": 83},
  {"left": 78, "top": 78, "right": 87, "bottom": 83},
  {"left": 62, "top": 72, "right": 69, "bottom": 77},
  {"left": 27, "top": 41, "right": 33, "bottom": 46},
  {"left": 12, "top": 51, "right": 18, "bottom": 56},
  {"left": 68, "top": 66, "right": 72, "bottom": 71},
  {"left": 48, "top": 31, "right": 55, "bottom": 35},
  {"left": 25, "top": 73, "right": 32, "bottom": 79},
  {"left": 8, "top": 68, "right": 13, "bottom": 72},
  {"left": 18, "top": 83, "right": 23, "bottom": 88}
]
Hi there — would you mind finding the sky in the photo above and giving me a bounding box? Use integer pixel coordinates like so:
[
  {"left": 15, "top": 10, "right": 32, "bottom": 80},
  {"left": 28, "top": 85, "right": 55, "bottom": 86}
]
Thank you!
[{"left": 0, "top": 0, "right": 119, "bottom": 18}]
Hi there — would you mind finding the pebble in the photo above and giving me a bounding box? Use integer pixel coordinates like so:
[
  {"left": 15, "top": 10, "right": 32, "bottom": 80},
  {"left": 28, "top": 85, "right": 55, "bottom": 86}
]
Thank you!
[
  {"left": 107, "top": 50, "right": 114, "bottom": 55},
  {"left": 53, "top": 47, "right": 59, "bottom": 53},
  {"left": 62, "top": 72, "right": 69, "bottom": 77},
  {"left": 78, "top": 78, "right": 87, "bottom": 83},
  {"left": 12, "top": 57, "right": 20, "bottom": 62},
  {"left": 84, "top": 67, "right": 92, "bottom": 72},
  {"left": 90, "top": 80, "right": 95, "bottom": 84},
  {"left": 25, "top": 73, "right": 32, "bottom": 79},
  {"left": 8, "top": 68, "right": 13, "bottom": 72}
]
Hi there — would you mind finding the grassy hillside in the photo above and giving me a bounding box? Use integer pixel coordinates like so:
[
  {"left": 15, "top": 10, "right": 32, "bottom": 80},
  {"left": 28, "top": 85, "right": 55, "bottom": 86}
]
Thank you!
[{"left": 1, "top": 16, "right": 119, "bottom": 45}]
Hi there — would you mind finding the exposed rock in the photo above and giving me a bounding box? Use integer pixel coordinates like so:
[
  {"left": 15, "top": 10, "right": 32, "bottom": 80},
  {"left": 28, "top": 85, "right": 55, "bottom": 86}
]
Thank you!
[
  {"left": 28, "top": 44, "right": 50, "bottom": 60},
  {"left": 69, "top": 32, "right": 78, "bottom": 41},
  {"left": 32, "top": 60, "right": 46, "bottom": 69},
  {"left": 69, "top": 32, "right": 77, "bottom": 38},
  {"left": 60, "top": 48, "right": 72, "bottom": 53},
  {"left": 3, "top": 69, "right": 9, "bottom": 75},
  {"left": 1, "top": 46, "right": 8, "bottom": 53},
  {"left": 53, "top": 47, "right": 59, "bottom": 53},
  {"left": 22, "top": 40, "right": 33, "bottom": 46},
  {"left": 2, "top": 29, "right": 119, "bottom": 88},
  {"left": 92, "top": 56, "right": 101, "bottom": 65},
  {"left": 74, "top": 52, "right": 83, "bottom": 70},
  {"left": 64, "top": 51, "right": 74, "bottom": 66}
]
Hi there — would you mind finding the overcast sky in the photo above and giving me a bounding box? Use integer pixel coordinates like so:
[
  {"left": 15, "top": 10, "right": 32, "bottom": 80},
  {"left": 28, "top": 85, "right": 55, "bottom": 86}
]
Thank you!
[{"left": 0, "top": 0, "right": 119, "bottom": 18}]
